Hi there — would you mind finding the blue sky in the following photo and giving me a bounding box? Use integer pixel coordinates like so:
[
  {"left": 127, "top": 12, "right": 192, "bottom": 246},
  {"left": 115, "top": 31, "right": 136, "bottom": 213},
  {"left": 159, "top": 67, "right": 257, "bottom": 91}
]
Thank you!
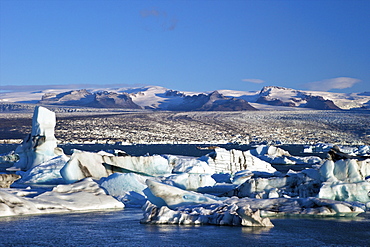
[{"left": 1, "top": 0, "right": 369, "bottom": 93}]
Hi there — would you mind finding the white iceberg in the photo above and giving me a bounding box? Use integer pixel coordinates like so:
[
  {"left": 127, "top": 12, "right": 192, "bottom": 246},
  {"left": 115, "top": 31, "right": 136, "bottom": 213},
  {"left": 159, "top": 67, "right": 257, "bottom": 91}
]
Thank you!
[
  {"left": 317, "top": 158, "right": 370, "bottom": 203},
  {"left": 248, "top": 145, "right": 322, "bottom": 165},
  {"left": 162, "top": 173, "right": 216, "bottom": 191},
  {"left": 142, "top": 179, "right": 273, "bottom": 227},
  {"left": 16, "top": 155, "right": 69, "bottom": 184},
  {"left": 145, "top": 179, "right": 222, "bottom": 209},
  {"left": 201, "top": 148, "right": 277, "bottom": 174},
  {"left": 166, "top": 155, "right": 214, "bottom": 174},
  {"left": 0, "top": 178, "right": 124, "bottom": 217},
  {"left": 12, "top": 106, "right": 60, "bottom": 171},
  {"left": 60, "top": 149, "right": 171, "bottom": 183},
  {"left": 141, "top": 200, "right": 274, "bottom": 227},
  {"left": 60, "top": 150, "right": 109, "bottom": 183},
  {"left": 99, "top": 172, "right": 149, "bottom": 207}
]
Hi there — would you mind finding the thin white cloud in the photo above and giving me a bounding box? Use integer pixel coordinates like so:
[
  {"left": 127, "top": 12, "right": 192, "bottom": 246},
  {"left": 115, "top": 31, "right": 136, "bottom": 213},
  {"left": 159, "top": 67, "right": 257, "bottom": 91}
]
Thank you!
[
  {"left": 304, "top": 77, "right": 361, "bottom": 91},
  {"left": 242, "top": 79, "right": 265, "bottom": 84},
  {"left": 0, "top": 83, "right": 146, "bottom": 92},
  {"left": 140, "top": 8, "right": 178, "bottom": 31}
]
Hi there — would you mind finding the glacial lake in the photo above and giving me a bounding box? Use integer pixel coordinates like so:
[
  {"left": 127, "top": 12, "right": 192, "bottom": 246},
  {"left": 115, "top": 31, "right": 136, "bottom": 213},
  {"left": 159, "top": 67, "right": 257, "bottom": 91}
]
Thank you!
[
  {"left": 0, "top": 208, "right": 369, "bottom": 246},
  {"left": 1, "top": 144, "right": 369, "bottom": 246}
]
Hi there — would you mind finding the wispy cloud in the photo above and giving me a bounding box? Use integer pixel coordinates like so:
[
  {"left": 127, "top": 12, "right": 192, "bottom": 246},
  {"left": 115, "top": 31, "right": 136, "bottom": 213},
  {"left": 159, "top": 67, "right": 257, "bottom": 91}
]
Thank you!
[
  {"left": 0, "top": 83, "right": 146, "bottom": 92},
  {"left": 303, "top": 77, "right": 361, "bottom": 91},
  {"left": 242, "top": 78, "right": 265, "bottom": 84},
  {"left": 140, "top": 8, "right": 178, "bottom": 31}
]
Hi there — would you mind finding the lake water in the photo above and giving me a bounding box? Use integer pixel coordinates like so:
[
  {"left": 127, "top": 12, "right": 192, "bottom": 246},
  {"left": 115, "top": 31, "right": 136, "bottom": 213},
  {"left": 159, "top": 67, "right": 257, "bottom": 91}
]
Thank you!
[
  {"left": 1, "top": 144, "right": 369, "bottom": 246},
  {"left": 0, "top": 209, "right": 369, "bottom": 247}
]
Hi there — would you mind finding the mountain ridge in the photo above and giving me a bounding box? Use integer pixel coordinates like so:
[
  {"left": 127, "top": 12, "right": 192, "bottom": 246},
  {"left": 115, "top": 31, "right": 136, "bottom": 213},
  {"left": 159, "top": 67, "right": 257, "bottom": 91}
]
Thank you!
[{"left": 1, "top": 85, "right": 370, "bottom": 111}]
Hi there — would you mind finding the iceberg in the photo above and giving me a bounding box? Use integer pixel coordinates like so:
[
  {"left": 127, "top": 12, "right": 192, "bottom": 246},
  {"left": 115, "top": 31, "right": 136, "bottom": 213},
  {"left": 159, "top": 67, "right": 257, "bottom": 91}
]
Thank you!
[
  {"left": 167, "top": 155, "right": 214, "bottom": 174},
  {"left": 0, "top": 178, "right": 124, "bottom": 217},
  {"left": 142, "top": 179, "right": 273, "bottom": 227},
  {"left": 248, "top": 145, "right": 322, "bottom": 165},
  {"left": 12, "top": 106, "right": 60, "bottom": 171},
  {"left": 99, "top": 172, "right": 149, "bottom": 207},
  {"left": 145, "top": 179, "right": 222, "bottom": 209},
  {"left": 224, "top": 197, "right": 364, "bottom": 217},
  {"left": 60, "top": 150, "right": 110, "bottom": 183},
  {"left": 201, "top": 148, "right": 277, "bottom": 174},
  {"left": 16, "top": 155, "right": 69, "bottom": 184},
  {"left": 60, "top": 149, "right": 171, "bottom": 183},
  {"left": 141, "top": 200, "right": 274, "bottom": 227},
  {"left": 317, "top": 158, "right": 370, "bottom": 203},
  {"left": 162, "top": 173, "right": 216, "bottom": 191}
]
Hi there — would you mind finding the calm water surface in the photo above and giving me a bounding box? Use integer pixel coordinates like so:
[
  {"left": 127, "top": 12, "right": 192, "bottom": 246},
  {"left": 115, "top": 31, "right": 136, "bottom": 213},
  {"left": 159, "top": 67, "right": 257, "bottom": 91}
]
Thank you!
[{"left": 0, "top": 209, "right": 369, "bottom": 247}]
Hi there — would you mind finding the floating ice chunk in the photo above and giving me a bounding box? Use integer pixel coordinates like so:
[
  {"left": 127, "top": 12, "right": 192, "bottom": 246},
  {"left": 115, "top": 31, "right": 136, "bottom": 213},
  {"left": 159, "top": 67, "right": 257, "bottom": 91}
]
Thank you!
[
  {"left": 225, "top": 177, "right": 288, "bottom": 198},
  {"left": 287, "top": 156, "right": 322, "bottom": 165},
  {"left": 141, "top": 200, "right": 274, "bottom": 227},
  {"left": 145, "top": 179, "right": 221, "bottom": 209},
  {"left": 250, "top": 145, "right": 290, "bottom": 157},
  {"left": 60, "top": 150, "right": 109, "bottom": 183},
  {"left": 12, "top": 106, "right": 59, "bottom": 171},
  {"left": 99, "top": 172, "right": 148, "bottom": 197},
  {"left": 162, "top": 173, "right": 216, "bottom": 191},
  {"left": 318, "top": 181, "right": 370, "bottom": 203},
  {"left": 232, "top": 170, "right": 253, "bottom": 185},
  {"left": 247, "top": 145, "right": 322, "bottom": 165},
  {"left": 229, "top": 197, "right": 364, "bottom": 217},
  {"left": 103, "top": 154, "right": 171, "bottom": 176},
  {"left": 60, "top": 149, "right": 172, "bottom": 183},
  {"left": 317, "top": 158, "right": 370, "bottom": 203},
  {"left": 0, "top": 178, "right": 124, "bottom": 217},
  {"left": 99, "top": 172, "right": 149, "bottom": 207},
  {"left": 16, "top": 155, "right": 69, "bottom": 184},
  {"left": 167, "top": 155, "right": 214, "bottom": 174},
  {"left": 319, "top": 159, "right": 364, "bottom": 183},
  {"left": 202, "top": 148, "right": 277, "bottom": 174},
  {"left": 34, "top": 178, "right": 124, "bottom": 211}
]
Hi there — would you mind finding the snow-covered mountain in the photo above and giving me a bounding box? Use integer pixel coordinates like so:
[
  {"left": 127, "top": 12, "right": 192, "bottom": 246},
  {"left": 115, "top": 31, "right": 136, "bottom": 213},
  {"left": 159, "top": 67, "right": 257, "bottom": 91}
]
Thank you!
[
  {"left": 127, "top": 86, "right": 257, "bottom": 111},
  {"left": 220, "top": 86, "right": 370, "bottom": 110},
  {"left": 39, "top": 89, "right": 141, "bottom": 109},
  {"left": 1, "top": 85, "right": 370, "bottom": 111}
]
